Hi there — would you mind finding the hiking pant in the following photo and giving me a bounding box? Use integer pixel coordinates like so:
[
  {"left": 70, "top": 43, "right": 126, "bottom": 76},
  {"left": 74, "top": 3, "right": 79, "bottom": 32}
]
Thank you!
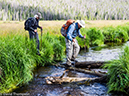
[
  {"left": 28, "top": 30, "right": 40, "bottom": 53},
  {"left": 65, "top": 38, "right": 80, "bottom": 65}
]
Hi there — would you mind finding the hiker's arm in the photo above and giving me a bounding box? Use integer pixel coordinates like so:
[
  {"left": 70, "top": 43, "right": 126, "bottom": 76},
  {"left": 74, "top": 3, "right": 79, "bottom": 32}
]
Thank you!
[
  {"left": 37, "top": 25, "right": 42, "bottom": 30},
  {"left": 78, "top": 29, "right": 85, "bottom": 38},
  {"left": 66, "top": 25, "right": 75, "bottom": 41}
]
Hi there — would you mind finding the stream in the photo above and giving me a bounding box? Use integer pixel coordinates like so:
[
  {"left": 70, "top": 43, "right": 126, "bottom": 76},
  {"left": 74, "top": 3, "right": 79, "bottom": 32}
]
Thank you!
[{"left": 14, "top": 41, "right": 129, "bottom": 96}]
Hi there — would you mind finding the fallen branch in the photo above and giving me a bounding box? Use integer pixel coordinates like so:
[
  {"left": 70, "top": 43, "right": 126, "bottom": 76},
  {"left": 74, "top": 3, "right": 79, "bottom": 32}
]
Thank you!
[{"left": 45, "top": 75, "right": 107, "bottom": 85}]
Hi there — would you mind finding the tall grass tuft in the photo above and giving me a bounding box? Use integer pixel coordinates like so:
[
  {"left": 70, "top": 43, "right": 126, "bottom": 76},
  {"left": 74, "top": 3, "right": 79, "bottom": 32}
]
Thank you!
[
  {"left": 77, "top": 28, "right": 90, "bottom": 49},
  {"left": 103, "top": 46, "right": 129, "bottom": 94},
  {"left": 39, "top": 32, "right": 65, "bottom": 64},
  {"left": 102, "top": 26, "right": 129, "bottom": 43},
  {"left": 0, "top": 34, "right": 35, "bottom": 93},
  {"left": 0, "top": 32, "right": 65, "bottom": 93},
  {"left": 86, "top": 28, "right": 104, "bottom": 46}
]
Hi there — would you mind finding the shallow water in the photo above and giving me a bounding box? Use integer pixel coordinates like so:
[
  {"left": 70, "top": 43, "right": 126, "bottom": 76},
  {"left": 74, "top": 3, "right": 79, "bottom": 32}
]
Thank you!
[
  {"left": 14, "top": 66, "right": 108, "bottom": 96},
  {"left": 14, "top": 42, "right": 129, "bottom": 96}
]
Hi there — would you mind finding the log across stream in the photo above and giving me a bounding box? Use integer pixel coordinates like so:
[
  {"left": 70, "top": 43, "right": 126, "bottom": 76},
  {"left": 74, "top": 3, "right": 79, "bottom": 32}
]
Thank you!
[
  {"left": 13, "top": 61, "right": 110, "bottom": 96},
  {"left": 45, "top": 61, "right": 108, "bottom": 85}
]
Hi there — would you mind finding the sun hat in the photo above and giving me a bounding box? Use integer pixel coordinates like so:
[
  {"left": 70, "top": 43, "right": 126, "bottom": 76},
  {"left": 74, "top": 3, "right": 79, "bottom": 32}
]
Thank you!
[
  {"left": 36, "top": 12, "right": 42, "bottom": 19},
  {"left": 77, "top": 20, "right": 85, "bottom": 28}
]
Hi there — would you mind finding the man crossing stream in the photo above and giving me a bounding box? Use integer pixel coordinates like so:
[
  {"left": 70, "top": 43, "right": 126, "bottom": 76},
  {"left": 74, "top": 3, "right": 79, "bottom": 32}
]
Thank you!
[{"left": 65, "top": 20, "right": 86, "bottom": 67}]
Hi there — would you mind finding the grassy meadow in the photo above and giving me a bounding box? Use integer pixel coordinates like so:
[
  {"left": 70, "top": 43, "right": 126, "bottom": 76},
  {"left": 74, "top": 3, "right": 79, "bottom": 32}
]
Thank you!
[{"left": 0, "top": 20, "right": 129, "bottom": 94}]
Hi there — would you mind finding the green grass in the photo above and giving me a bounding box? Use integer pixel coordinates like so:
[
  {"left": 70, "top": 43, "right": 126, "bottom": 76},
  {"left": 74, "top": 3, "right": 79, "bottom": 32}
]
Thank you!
[
  {"left": 102, "top": 26, "right": 129, "bottom": 43},
  {"left": 103, "top": 46, "right": 129, "bottom": 94},
  {"left": 0, "top": 35, "right": 35, "bottom": 92},
  {"left": 0, "top": 32, "right": 65, "bottom": 93}
]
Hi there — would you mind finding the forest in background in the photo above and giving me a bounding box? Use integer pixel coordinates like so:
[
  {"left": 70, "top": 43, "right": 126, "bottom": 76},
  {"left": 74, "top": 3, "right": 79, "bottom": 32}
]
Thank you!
[{"left": 0, "top": 0, "right": 129, "bottom": 21}]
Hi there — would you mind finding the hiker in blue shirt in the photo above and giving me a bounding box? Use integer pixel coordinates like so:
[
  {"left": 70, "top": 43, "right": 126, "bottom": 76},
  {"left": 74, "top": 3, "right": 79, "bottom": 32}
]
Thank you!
[{"left": 65, "top": 20, "right": 86, "bottom": 67}]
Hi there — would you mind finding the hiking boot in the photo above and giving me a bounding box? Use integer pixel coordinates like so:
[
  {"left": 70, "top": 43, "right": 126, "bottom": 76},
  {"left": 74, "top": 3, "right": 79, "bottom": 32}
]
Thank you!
[
  {"left": 65, "top": 64, "right": 71, "bottom": 67},
  {"left": 71, "top": 58, "right": 78, "bottom": 62},
  {"left": 66, "top": 61, "right": 71, "bottom": 67}
]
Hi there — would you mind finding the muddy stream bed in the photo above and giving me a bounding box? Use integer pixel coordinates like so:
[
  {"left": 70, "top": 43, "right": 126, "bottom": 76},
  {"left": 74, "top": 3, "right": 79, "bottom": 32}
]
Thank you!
[{"left": 14, "top": 42, "right": 129, "bottom": 96}]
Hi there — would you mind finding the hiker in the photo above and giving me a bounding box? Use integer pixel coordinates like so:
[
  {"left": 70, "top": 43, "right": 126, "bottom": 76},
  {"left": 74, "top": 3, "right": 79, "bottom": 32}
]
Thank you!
[
  {"left": 27, "top": 12, "right": 42, "bottom": 55},
  {"left": 65, "top": 20, "right": 86, "bottom": 67}
]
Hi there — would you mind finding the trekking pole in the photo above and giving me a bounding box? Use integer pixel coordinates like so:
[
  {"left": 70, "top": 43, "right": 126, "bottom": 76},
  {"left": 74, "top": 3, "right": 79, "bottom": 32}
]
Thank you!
[
  {"left": 41, "top": 29, "right": 43, "bottom": 50},
  {"left": 84, "top": 35, "right": 87, "bottom": 61},
  {"left": 73, "top": 42, "right": 75, "bottom": 71}
]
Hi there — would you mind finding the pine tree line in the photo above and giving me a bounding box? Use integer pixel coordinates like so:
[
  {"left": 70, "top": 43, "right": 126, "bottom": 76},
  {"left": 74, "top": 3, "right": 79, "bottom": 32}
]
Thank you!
[{"left": 0, "top": 0, "right": 129, "bottom": 21}]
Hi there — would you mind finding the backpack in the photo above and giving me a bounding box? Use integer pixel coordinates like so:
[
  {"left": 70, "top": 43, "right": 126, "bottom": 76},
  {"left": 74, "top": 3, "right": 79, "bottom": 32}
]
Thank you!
[
  {"left": 61, "top": 19, "right": 75, "bottom": 37},
  {"left": 24, "top": 17, "right": 33, "bottom": 30}
]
